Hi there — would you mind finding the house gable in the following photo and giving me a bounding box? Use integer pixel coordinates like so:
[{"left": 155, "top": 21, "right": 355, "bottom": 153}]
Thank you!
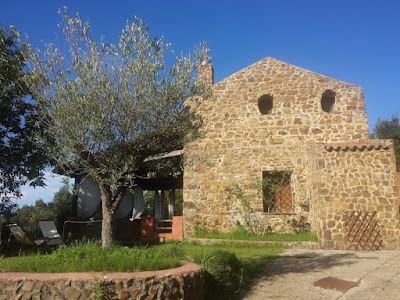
[
  {"left": 199, "top": 57, "right": 369, "bottom": 148},
  {"left": 183, "top": 57, "right": 400, "bottom": 251}
]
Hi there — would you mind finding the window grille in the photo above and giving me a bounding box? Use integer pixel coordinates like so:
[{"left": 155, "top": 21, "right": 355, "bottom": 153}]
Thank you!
[{"left": 262, "top": 171, "right": 293, "bottom": 213}]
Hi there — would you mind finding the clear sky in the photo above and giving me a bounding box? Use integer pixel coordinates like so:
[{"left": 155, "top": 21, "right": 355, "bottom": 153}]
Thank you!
[{"left": 1, "top": 0, "right": 399, "bottom": 205}]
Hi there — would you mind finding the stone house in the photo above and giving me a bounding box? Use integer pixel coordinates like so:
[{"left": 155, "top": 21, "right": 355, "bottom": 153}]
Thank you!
[{"left": 183, "top": 57, "right": 400, "bottom": 250}]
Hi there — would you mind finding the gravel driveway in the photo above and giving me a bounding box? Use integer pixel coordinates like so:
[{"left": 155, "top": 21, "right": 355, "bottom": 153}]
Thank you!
[{"left": 244, "top": 249, "right": 400, "bottom": 300}]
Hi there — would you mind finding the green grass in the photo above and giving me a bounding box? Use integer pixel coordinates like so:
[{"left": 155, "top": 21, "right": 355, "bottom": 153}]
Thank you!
[
  {"left": 0, "top": 240, "right": 283, "bottom": 299},
  {"left": 151, "top": 240, "right": 282, "bottom": 266},
  {"left": 0, "top": 241, "right": 180, "bottom": 273},
  {"left": 195, "top": 227, "right": 318, "bottom": 242},
  {"left": 150, "top": 241, "right": 284, "bottom": 299}
]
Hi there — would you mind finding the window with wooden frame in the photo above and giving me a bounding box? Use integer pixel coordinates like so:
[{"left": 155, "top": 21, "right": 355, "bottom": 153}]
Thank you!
[{"left": 262, "top": 170, "right": 293, "bottom": 213}]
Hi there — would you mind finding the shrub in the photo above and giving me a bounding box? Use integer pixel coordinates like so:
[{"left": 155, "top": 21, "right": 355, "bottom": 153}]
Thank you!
[{"left": 191, "top": 250, "right": 247, "bottom": 299}]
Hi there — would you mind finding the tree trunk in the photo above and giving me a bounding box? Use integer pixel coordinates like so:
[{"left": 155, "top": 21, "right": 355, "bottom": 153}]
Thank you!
[
  {"left": 101, "top": 202, "right": 115, "bottom": 247},
  {"left": 99, "top": 184, "right": 115, "bottom": 247},
  {"left": 98, "top": 183, "right": 128, "bottom": 247}
]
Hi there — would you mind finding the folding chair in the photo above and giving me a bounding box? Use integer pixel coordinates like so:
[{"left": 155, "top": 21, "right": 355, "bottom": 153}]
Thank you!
[
  {"left": 38, "top": 220, "right": 63, "bottom": 246},
  {"left": 6, "top": 223, "right": 46, "bottom": 256}
]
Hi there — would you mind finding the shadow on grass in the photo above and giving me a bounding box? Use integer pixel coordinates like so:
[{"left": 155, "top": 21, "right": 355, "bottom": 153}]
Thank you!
[{"left": 0, "top": 241, "right": 56, "bottom": 258}]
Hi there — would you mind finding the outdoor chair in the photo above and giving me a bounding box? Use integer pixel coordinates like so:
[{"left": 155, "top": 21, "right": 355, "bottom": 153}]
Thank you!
[
  {"left": 38, "top": 220, "right": 63, "bottom": 246},
  {"left": 6, "top": 223, "right": 48, "bottom": 255}
]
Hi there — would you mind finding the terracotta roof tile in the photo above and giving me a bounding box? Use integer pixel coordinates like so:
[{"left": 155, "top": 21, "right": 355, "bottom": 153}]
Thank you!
[{"left": 325, "top": 141, "right": 390, "bottom": 151}]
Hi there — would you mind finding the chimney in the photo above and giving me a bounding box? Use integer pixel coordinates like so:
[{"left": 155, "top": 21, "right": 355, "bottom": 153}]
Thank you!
[{"left": 197, "top": 57, "right": 214, "bottom": 85}]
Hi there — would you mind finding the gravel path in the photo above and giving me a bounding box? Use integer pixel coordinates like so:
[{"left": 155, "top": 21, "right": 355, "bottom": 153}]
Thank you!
[{"left": 244, "top": 249, "right": 400, "bottom": 300}]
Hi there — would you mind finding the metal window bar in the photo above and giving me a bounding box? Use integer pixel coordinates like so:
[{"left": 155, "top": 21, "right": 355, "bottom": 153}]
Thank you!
[{"left": 262, "top": 171, "right": 293, "bottom": 213}]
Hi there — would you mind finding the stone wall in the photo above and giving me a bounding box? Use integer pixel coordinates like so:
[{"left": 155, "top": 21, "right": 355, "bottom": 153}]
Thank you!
[
  {"left": 0, "top": 262, "right": 204, "bottom": 300},
  {"left": 314, "top": 140, "right": 400, "bottom": 250},
  {"left": 184, "top": 144, "right": 314, "bottom": 235},
  {"left": 184, "top": 57, "right": 370, "bottom": 237}
]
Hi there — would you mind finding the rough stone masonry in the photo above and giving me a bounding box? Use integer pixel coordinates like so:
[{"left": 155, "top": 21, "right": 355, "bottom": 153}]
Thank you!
[{"left": 183, "top": 57, "right": 400, "bottom": 250}]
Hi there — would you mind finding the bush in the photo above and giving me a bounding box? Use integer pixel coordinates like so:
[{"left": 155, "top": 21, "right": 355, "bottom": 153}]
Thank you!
[{"left": 191, "top": 250, "right": 247, "bottom": 299}]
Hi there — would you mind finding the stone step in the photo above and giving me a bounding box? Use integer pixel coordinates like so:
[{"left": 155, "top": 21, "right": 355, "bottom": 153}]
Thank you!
[{"left": 155, "top": 226, "right": 173, "bottom": 230}]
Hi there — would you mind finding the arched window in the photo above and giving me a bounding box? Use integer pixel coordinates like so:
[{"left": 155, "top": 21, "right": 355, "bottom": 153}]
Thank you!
[
  {"left": 258, "top": 94, "right": 273, "bottom": 115},
  {"left": 321, "top": 90, "right": 335, "bottom": 113}
]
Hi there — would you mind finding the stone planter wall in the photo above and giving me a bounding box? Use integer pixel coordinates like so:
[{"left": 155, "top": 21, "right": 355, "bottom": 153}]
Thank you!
[{"left": 0, "top": 261, "right": 204, "bottom": 300}]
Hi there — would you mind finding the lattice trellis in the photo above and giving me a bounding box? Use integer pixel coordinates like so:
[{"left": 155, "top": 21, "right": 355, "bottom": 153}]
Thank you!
[
  {"left": 344, "top": 210, "right": 383, "bottom": 251},
  {"left": 262, "top": 171, "right": 293, "bottom": 213}
]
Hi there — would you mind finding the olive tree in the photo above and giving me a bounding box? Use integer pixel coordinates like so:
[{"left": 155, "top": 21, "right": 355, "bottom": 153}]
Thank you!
[{"left": 23, "top": 9, "right": 211, "bottom": 247}]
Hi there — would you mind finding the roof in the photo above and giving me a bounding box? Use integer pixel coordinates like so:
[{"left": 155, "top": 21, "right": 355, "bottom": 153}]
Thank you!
[{"left": 325, "top": 140, "right": 391, "bottom": 151}]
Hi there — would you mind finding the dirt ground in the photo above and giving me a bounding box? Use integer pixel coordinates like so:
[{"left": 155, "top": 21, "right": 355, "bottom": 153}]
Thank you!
[{"left": 244, "top": 249, "right": 400, "bottom": 300}]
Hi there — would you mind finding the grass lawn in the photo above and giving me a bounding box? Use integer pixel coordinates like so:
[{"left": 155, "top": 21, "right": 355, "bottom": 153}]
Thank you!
[
  {"left": 151, "top": 241, "right": 282, "bottom": 268},
  {"left": 195, "top": 227, "right": 318, "bottom": 242},
  {"left": 152, "top": 241, "right": 284, "bottom": 299},
  {"left": 0, "top": 240, "right": 284, "bottom": 299},
  {"left": 0, "top": 242, "right": 180, "bottom": 273}
]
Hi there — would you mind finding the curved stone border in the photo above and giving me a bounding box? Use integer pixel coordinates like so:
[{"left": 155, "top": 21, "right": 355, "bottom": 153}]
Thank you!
[
  {"left": 187, "top": 237, "right": 319, "bottom": 250},
  {"left": 0, "top": 261, "right": 204, "bottom": 300}
]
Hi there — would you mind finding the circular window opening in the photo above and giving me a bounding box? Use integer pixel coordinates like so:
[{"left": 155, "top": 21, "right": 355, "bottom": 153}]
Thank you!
[
  {"left": 321, "top": 90, "right": 335, "bottom": 113},
  {"left": 258, "top": 94, "right": 273, "bottom": 115}
]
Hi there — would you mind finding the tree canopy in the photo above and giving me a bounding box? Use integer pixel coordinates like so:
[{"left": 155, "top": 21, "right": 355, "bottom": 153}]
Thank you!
[
  {"left": 0, "top": 26, "right": 47, "bottom": 202},
  {"left": 373, "top": 114, "right": 400, "bottom": 170},
  {"left": 22, "top": 9, "right": 211, "bottom": 246}
]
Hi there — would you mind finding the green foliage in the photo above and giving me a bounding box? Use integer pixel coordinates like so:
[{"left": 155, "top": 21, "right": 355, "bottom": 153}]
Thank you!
[
  {"left": 20, "top": 8, "right": 211, "bottom": 246},
  {"left": 14, "top": 200, "right": 54, "bottom": 236},
  {"left": 194, "top": 226, "right": 318, "bottom": 242},
  {"left": 151, "top": 241, "right": 284, "bottom": 300},
  {"left": 193, "top": 250, "right": 245, "bottom": 298},
  {"left": 22, "top": 9, "right": 211, "bottom": 190},
  {"left": 226, "top": 173, "right": 295, "bottom": 234},
  {"left": 373, "top": 115, "right": 400, "bottom": 170},
  {"left": 92, "top": 278, "right": 106, "bottom": 300},
  {"left": 226, "top": 184, "right": 254, "bottom": 232},
  {"left": 0, "top": 241, "right": 180, "bottom": 273},
  {"left": 143, "top": 191, "right": 155, "bottom": 217},
  {"left": 52, "top": 179, "right": 74, "bottom": 232},
  {"left": 172, "top": 189, "right": 183, "bottom": 216},
  {"left": 143, "top": 189, "right": 183, "bottom": 217},
  {"left": 0, "top": 199, "right": 18, "bottom": 220},
  {"left": 14, "top": 180, "right": 73, "bottom": 235},
  {"left": 226, "top": 179, "right": 268, "bottom": 234},
  {"left": 260, "top": 170, "right": 291, "bottom": 212},
  {"left": 0, "top": 25, "right": 47, "bottom": 201},
  {"left": 1, "top": 241, "right": 283, "bottom": 300}
]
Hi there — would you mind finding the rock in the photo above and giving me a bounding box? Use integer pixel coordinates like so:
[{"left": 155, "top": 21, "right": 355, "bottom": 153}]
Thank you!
[
  {"left": 64, "top": 286, "right": 81, "bottom": 299},
  {"left": 22, "top": 281, "right": 34, "bottom": 292},
  {"left": 119, "top": 291, "right": 131, "bottom": 300}
]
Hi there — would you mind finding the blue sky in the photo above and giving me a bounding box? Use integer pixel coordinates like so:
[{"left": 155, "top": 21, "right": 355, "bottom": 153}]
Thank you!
[{"left": 1, "top": 0, "right": 399, "bottom": 205}]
